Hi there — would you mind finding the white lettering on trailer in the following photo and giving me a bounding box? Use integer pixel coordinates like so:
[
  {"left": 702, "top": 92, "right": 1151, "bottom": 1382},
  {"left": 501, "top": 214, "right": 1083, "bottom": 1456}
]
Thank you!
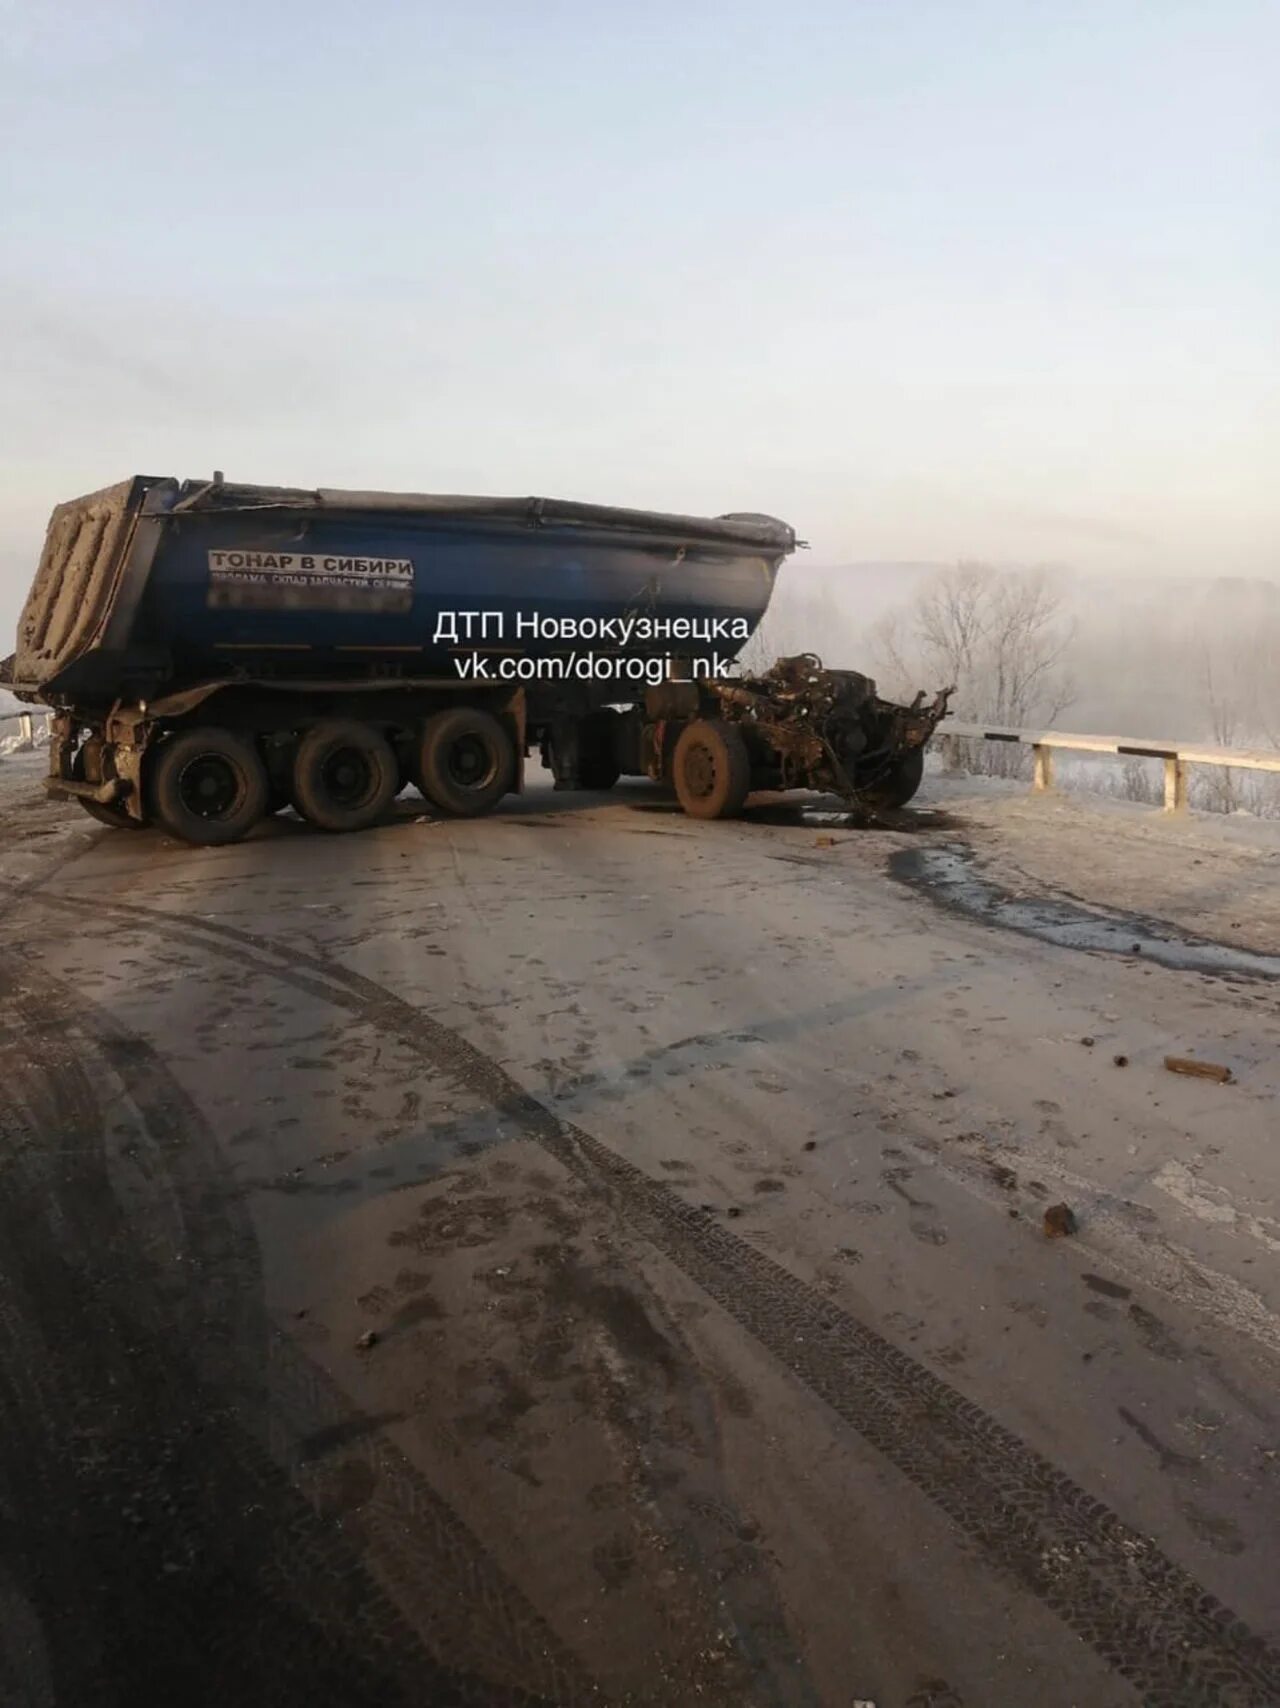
[
  {"left": 209, "top": 550, "right": 413, "bottom": 586},
  {"left": 207, "top": 550, "right": 414, "bottom": 610}
]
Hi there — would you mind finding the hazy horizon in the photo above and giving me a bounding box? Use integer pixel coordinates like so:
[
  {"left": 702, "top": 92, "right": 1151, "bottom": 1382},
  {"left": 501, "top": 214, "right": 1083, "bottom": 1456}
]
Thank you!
[{"left": 2, "top": 0, "right": 1276, "bottom": 643}]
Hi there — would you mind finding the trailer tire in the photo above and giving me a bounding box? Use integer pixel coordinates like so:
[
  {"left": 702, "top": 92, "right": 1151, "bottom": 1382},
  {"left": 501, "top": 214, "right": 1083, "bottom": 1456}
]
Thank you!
[
  {"left": 149, "top": 727, "right": 270, "bottom": 845},
  {"left": 672, "top": 719, "right": 751, "bottom": 820},
  {"left": 418, "top": 708, "right": 515, "bottom": 817},
  {"left": 291, "top": 720, "right": 399, "bottom": 832},
  {"left": 859, "top": 745, "right": 925, "bottom": 809}
]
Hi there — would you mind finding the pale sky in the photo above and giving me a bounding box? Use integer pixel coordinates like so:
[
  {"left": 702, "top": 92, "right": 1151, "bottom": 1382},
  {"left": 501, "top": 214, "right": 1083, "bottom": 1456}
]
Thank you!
[{"left": 2, "top": 0, "right": 1276, "bottom": 639}]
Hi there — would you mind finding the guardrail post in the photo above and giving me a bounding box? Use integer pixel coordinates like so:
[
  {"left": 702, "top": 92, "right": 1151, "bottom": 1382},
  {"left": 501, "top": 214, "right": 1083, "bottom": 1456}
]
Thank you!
[
  {"left": 1032, "top": 743, "right": 1054, "bottom": 793},
  {"left": 1163, "top": 757, "right": 1187, "bottom": 814},
  {"left": 941, "top": 733, "right": 963, "bottom": 774}
]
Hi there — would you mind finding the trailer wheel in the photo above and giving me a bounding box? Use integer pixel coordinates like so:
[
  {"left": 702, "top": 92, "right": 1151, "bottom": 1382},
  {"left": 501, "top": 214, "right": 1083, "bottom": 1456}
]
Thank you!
[
  {"left": 291, "top": 720, "right": 399, "bottom": 832},
  {"left": 672, "top": 719, "right": 751, "bottom": 820},
  {"left": 418, "top": 708, "right": 515, "bottom": 817},
  {"left": 150, "top": 727, "right": 270, "bottom": 845},
  {"left": 859, "top": 746, "right": 925, "bottom": 809}
]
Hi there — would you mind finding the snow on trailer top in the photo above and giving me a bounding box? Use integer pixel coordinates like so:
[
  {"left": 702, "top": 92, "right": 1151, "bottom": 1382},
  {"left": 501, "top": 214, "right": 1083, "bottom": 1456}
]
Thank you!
[{"left": 174, "top": 478, "right": 799, "bottom": 554}]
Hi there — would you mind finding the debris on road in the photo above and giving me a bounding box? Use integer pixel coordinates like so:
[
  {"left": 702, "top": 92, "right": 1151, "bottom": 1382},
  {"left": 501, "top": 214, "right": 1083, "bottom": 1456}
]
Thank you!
[
  {"left": 1081, "top": 1035, "right": 1095, "bottom": 1047},
  {"left": 1043, "top": 1204, "right": 1078, "bottom": 1239},
  {"left": 815, "top": 834, "right": 836, "bottom": 848},
  {"left": 356, "top": 1330, "right": 380, "bottom": 1351},
  {"left": 1113, "top": 1054, "right": 1129, "bottom": 1068},
  {"left": 1164, "top": 1055, "right": 1233, "bottom": 1084}
]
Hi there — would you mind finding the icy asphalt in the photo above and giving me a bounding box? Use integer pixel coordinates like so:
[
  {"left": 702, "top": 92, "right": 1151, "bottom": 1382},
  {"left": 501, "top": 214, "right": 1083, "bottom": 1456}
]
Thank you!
[{"left": 1, "top": 752, "right": 1277, "bottom": 1708}]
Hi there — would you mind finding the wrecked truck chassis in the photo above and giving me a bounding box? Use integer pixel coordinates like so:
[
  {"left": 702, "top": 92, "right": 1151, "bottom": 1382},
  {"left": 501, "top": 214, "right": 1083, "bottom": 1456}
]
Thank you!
[
  {"left": 43, "top": 660, "right": 950, "bottom": 842},
  {"left": 538, "top": 655, "right": 952, "bottom": 816},
  {"left": 703, "top": 656, "right": 952, "bottom": 806}
]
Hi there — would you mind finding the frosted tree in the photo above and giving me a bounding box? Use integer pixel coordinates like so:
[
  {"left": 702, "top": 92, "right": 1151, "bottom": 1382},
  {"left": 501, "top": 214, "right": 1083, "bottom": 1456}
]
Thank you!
[{"left": 872, "top": 563, "right": 1076, "bottom": 776}]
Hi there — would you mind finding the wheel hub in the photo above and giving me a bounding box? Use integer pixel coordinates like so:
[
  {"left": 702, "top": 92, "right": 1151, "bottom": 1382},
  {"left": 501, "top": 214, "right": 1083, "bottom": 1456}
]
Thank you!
[
  {"left": 178, "top": 755, "right": 241, "bottom": 820},
  {"left": 322, "top": 748, "right": 373, "bottom": 807},
  {"left": 447, "top": 735, "right": 495, "bottom": 790},
  {"left": 684, "top": 744, "right": 716, "bottom": 797}
]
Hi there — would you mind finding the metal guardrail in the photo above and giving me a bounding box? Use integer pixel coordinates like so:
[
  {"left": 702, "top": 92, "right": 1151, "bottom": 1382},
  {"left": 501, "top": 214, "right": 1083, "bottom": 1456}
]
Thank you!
[{"left": 939, "top": 720, "right": 1280, "bottom": 813}]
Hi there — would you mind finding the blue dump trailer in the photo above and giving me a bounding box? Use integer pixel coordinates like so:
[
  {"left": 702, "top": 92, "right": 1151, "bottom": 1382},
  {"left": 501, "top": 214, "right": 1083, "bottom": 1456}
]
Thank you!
[{"left": 8, "top": 474, "right": 950, "bottom": 844}]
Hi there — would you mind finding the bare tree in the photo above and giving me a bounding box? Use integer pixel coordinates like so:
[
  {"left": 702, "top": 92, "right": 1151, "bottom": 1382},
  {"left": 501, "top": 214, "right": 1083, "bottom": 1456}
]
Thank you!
[
  {"left": 866, "top": 607, "right": 916, "bottom": 699},
  {"left": 1199, "top": 647, "right": 1241, "bottom": 814},
  {"left": 876, "top": 562, "right": 1076, "bottom": 777},
  {"left": 915, "top": 561, "right": 994, "bottom": 693},
  {"left": 1242, "top": 625, "right": 1280, "bottom": 752}
]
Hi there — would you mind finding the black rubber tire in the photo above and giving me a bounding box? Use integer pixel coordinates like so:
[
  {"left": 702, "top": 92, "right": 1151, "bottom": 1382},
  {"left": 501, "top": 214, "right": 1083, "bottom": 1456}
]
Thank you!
[
  {"left": 418, "top": 708, "right": 515, "bottom": 817},
  {"left": 579, "top": 709, "right": 622, "bottom": 791},
  {"left": 76, "top": 796, "right": 143, "bottom": 830},
  {"left": 291, "top": 720, "right": 399, "bottom": 832},
  {"left": 71, "top": 746, "right": 146, "bottom": 830},
  {"left": 859, "top": 745, "right": 925, "bottom": 809},
  {"left": 149, "top": 727, "right": 270, "bottom": 846},
  {"left": 671, "top": 718, "right": 751, "bottom": 820}
]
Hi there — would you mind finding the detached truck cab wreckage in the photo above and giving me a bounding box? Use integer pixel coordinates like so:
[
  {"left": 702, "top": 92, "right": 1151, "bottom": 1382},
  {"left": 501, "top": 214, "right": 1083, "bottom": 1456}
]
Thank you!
[{"left": 9, "top": 475, "right": 952, "bottom": 845}]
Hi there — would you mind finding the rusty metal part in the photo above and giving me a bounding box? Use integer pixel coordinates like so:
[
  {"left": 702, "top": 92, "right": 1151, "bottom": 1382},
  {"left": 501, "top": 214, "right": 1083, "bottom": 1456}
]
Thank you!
[
  {"left": 706, "top": 655, "right": 951, "bottom": 802},
  {"left": 1044, "top": 1203, "right": 1079, "bottom": 1238},
  {"left": 47, "top": 774, "right": 126, "bottom": 806},
  {"left": 1164, "top": 1056, "right": 1234, "bottom": 1084}
]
